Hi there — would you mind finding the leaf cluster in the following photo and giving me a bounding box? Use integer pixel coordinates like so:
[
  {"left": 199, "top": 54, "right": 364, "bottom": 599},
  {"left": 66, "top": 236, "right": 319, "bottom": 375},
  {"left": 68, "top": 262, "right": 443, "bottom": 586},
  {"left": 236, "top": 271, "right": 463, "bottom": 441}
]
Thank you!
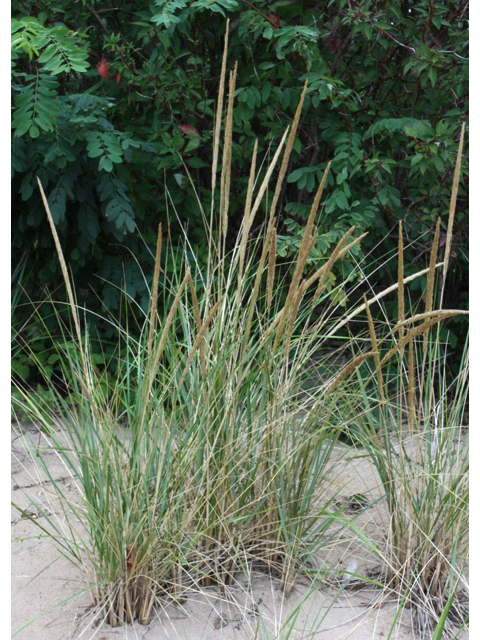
[{"left": 12, "top": 0, "right": 468, "bottom": 382}]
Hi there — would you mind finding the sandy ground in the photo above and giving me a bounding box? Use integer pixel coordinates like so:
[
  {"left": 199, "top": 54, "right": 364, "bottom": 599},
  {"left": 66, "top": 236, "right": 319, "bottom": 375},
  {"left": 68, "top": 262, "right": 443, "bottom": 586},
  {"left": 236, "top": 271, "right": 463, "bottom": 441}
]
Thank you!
[{"left": 11, "top": 419, "right": 469, "bottom": 640}]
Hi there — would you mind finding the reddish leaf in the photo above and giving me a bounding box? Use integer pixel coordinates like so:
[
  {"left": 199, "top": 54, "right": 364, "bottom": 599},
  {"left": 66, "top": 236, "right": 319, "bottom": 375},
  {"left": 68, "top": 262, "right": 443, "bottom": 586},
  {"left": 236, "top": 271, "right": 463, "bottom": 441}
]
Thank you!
[
  {"left": 269, "top": 14, "right": 280, "bottom": 29},
  {"left": 180, "top": 124, "right": 199, "bottom": 137},
  {"left": 116, "top": 73, "right": 121, "bottom": 84},
  {"left": 98, "top": 60, "right": 109, "bottom": 79}
]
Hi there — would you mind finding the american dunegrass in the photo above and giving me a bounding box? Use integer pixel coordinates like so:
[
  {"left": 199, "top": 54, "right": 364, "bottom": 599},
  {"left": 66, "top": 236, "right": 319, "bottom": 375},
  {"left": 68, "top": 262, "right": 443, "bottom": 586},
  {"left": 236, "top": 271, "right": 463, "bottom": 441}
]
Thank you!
[{"left": 13, "top": 22, "right": 468, "bottom": 639}]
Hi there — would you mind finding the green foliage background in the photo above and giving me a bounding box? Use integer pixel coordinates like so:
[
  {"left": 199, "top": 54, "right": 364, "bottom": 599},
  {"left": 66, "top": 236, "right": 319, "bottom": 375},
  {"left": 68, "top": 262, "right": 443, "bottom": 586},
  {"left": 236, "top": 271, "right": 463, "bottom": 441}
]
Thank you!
[{"left": 12, "top": 0, "right": 468, "bottom": 384}]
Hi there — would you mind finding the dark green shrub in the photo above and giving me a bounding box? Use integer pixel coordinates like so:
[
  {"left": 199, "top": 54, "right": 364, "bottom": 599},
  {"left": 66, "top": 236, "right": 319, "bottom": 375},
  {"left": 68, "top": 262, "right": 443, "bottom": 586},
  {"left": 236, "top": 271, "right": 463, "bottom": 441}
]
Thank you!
[{"left": 12, "top": 0, "right": 468, "bottom": 383}]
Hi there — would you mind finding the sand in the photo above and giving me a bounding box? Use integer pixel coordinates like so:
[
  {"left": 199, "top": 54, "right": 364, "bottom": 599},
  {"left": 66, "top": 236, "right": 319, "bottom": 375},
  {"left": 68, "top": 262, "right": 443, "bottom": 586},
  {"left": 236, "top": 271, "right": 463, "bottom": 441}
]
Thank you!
[{"left": 11, "top": 419, "right": 468, "bottom": 640}]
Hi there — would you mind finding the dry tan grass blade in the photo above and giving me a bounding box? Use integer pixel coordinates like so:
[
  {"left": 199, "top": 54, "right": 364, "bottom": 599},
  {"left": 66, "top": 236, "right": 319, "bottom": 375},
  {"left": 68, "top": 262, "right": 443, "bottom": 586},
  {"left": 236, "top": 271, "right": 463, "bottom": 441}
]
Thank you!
[
  {"left": 303, "top": 230, "right": 363, "bottom": 292},
  {"left": 264, "top": 232, "right": 367, "bottom": 342},
  {"left": 408, "top": 341, "right": 416, "bottom": 436},
  {"left": 364, "top": 294, "right": 384, "bottom": 402},
  {"left": 312, "top": 226, "right": 355, "bottom": 306},
  {"left": 443, "top": 121, "right": 466, "bottom": 288},
  {"left": 180, "top": 295, "right": 225, "bottom": 386},
  {"left": 300, "top": 233, "right": 319, "bottom": 273},
  {"left": 326, "top": 351, "right": 378, "bottom": 396},
  {"left": 211, "top": 20, "right": 229, "bottom": 196},
  {"left": 267, "top": 227, "right": 276, "bottom": 311},
  {"left": 242, "top": 222, "right": 276, "bottom": 360},
  {"left": 73, "top": 370, "right": 102, "bottom": 422},
  {"left": 187, "top": 271, "right": 201, "bottom": 335},
  {"left": 283, "top": 282, "right": 304, "bottom": 357},
  {"left": 272, "top": 166, "right": 331, "bottom": 349},
  {"left": 380, "top": 310, "right": 465, "bottom": 368},
  {"left": 207, "top": 20, "right": 229, "bottom": 286},
  {"left": 424, "top": 218, "right": 441, "bottom": 347},
  {"left": 147, "top": 223, "right": 162, "bottom": 359},
  {"left": 303, "top": 162, "right": 331, "bottom": 246},
  {"left": 268, "top": 225, "right": 357, "bottom": 345},
  {"left": 267, "top": 80, "right": 308, "bottom": 223},
  {"left": 238, "top": 138, "right": 258, "bottom": 285},
  {"left": 37, "top": 178, "right": 82, "bottom": 347},
  {"left": 326, "top": 262, "right": 445, "bottom": 339},
  {"left": 393, "top": 309, "right": 468, "bottom": 329},
  {"left": 38, "top": 179, "right": 101, "bottom": 418},
  {"left": 248, "top": 127, "right": 289, "bottom": 223},
  {"left": 337, "top": 233, "right": 367, "bottom": 259},
  {"left": 398, "top": 221, "right": 405, "bottom": 357},
  {"left": 187, "top": 271, "right": 206, "bottom": 377},
  {"left": 236, "top": 83, "right": 308, "bottom": 321},
  {"left": 291, "top": 165, "right": 331, "bottom": 282},
  {"left": 146, "top": 270, "right": 190, "bottom": 393},
  {"left": 220, "top": 62, "right": 237, "bottom": 240}
]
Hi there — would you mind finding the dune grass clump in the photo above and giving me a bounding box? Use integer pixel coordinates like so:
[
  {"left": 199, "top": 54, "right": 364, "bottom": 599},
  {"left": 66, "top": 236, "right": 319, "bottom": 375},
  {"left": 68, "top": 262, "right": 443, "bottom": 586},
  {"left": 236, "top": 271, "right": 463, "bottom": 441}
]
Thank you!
[
  {"left": 352, "top": 327, "right": 469, "bottom": 638},
  {"left": 353, "top": 313, "right": 469, "bottom": 637},
  {"left": 347, "top": 127, "right": 468, "bottom": 638},
  {"left": 12, "top": 23, "right": 468, "bottom": 637},
  {"left": 13, "top": 26, "right": 357, "bottom": 626}
]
